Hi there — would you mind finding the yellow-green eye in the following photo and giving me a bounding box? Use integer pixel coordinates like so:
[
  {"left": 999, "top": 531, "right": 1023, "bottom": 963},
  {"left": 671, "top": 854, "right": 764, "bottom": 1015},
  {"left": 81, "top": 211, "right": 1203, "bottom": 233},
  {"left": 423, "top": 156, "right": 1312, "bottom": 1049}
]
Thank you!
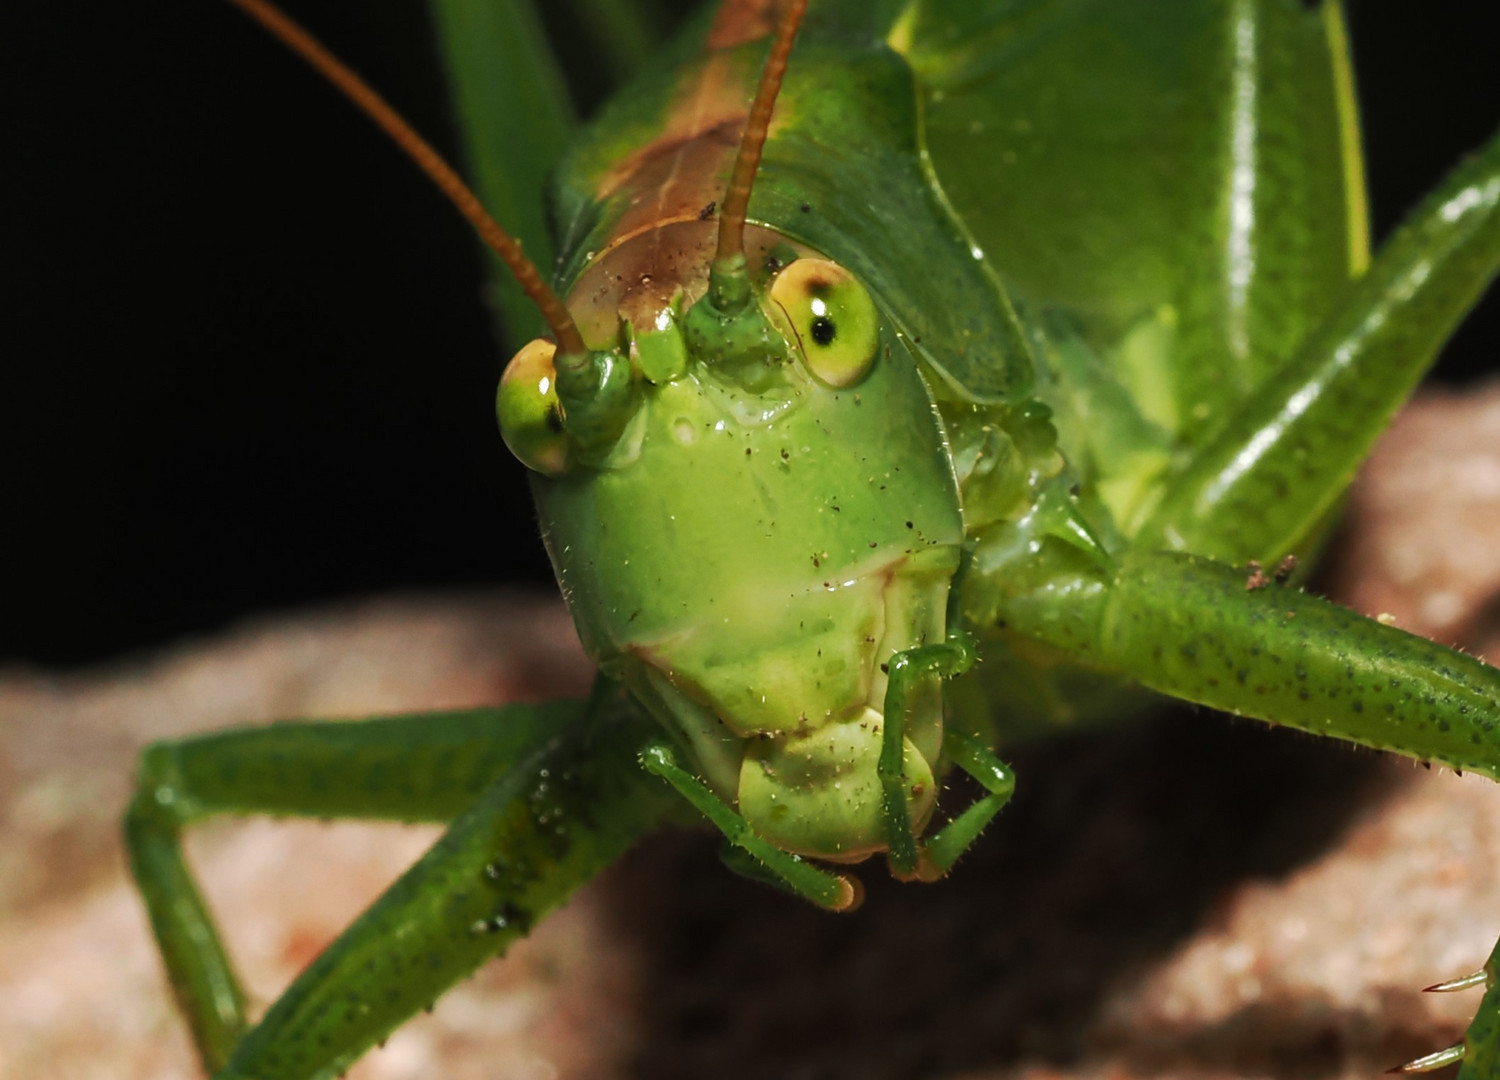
[
  {"left": 497, "top": 339, "right": 568, "bottom": 476},
  {"left": 769, "top": 258, "right": 879, "bottom": 388}
]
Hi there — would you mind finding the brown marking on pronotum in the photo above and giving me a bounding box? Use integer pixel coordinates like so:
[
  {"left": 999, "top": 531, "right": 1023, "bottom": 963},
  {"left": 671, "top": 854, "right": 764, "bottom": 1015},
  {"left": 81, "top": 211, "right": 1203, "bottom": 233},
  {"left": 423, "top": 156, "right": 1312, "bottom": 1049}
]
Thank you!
[
  {"left": 581, "top": 0, "right": 807, "bottom": 325},
  {"left": 591, "top": 0, "right": 804, "bottom": 270},
  {"left": 591, "top": 57, "right": 750, "bottom": 207},
  {"left": 593, "top": 120, "right": 744, "bottom": 254},
  {"left": 565, "top": 2, "right": 816, "bottom": 341}
]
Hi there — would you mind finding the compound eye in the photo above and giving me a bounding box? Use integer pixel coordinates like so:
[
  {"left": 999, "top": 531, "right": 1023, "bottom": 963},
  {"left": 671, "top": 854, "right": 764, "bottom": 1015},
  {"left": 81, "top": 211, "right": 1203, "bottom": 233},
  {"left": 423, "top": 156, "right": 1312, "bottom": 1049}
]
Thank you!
[
  {"left": 769, "top": 259, "right": 879, "bottom": 388},
  {"left": 497, "top": 339, "right": 568, "bottom": 476}
]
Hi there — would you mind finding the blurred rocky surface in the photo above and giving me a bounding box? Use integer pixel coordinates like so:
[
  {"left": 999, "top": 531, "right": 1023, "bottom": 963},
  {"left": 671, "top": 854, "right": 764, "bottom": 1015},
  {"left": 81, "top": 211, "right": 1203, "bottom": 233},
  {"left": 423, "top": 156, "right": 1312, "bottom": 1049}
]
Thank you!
[{"left": 3, "top": 384, "right": 1500, "bottom": 1080}]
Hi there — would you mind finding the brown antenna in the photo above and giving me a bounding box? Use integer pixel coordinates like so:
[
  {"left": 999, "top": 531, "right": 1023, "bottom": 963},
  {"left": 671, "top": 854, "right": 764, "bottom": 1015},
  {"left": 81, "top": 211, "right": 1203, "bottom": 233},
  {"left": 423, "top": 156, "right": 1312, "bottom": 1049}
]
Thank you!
[
  {"left": 714, "top": 0, "right": 809, "bottom": 271},
  {"left": 222, "top": 0, "right": 588, "bottom": 358}
]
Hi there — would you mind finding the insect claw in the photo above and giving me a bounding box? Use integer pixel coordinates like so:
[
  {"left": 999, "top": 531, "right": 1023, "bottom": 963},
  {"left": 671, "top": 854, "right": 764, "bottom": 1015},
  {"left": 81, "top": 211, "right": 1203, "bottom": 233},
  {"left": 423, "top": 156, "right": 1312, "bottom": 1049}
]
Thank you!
[
  {"left": 832, "top": 873, "right": 865, "bottom": 913},
  {"left": 1423, "top": 970, "right": 1487, "bottom": 993},
  {"left": 913, "top": 849, "right": 945, "bottom": 883},
  {"left": 888, "top": 848, "right": 946, "bottom": 883},
  {"left": 1388, "top": 1043, "right": 1467, "bottom": 1074}
]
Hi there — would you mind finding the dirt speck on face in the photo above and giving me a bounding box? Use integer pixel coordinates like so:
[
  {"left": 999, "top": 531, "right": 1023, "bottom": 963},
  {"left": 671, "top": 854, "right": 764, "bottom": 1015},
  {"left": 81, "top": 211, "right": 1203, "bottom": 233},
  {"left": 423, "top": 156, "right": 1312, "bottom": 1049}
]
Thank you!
[{"left": 4, "top": 384, "right": 1500, "bottom": 1080}]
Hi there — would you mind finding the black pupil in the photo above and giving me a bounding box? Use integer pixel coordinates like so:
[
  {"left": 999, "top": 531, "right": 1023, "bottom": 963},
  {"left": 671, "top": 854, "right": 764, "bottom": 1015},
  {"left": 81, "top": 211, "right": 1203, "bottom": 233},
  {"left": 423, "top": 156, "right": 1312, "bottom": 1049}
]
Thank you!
[{"left": 810, "top": 315, "right": 837, "bottom": 347}]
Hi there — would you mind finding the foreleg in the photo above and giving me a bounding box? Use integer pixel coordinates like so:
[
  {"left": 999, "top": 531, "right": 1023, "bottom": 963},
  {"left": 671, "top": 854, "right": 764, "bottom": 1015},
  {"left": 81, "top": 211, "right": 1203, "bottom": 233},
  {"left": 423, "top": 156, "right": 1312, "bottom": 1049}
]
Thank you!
[{"left": 125, "top": 695, "right": 668, "bottom": 1079}]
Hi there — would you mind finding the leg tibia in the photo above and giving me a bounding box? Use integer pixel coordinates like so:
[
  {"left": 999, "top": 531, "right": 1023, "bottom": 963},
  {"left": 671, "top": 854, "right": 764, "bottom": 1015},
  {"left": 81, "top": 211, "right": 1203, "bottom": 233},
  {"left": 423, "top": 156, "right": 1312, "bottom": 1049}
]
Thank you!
[
  {"left": 998, "top": 549, "right": 1500, "bottom": 777},
  {"left": 1102, "top": 551, "right": 1500, "bottom": 775},
  {"left": 125, "top": 797, "right": 247, "bottom": 1074},
  {"left": 1139, "top": 126, "right": 1500, "bottom": 564},
  {"left": 878, "top": 636, "right": 976, "bottom": 876},
  {"left": 135, "top": 702, "right": 598, "bottom": 827},
  {"left": 922, "top": 732, "right": 1016, "bottom": 875},
  {"left": 125, "top": 702, "right": 594, "bottom": 1069},
  {"left": 125, "top": 700, "right": 671, "bottom": 1079},
  {"left": 220, "top": 711, "right": 669, "bottom": 1079}
]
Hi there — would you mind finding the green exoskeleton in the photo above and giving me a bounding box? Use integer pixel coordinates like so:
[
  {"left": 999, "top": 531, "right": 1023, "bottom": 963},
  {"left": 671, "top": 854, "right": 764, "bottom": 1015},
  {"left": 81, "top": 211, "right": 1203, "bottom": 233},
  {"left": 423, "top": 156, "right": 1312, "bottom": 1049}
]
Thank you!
[{"left": 125, "top": 1, "right": 1500, "bottom": 1077}]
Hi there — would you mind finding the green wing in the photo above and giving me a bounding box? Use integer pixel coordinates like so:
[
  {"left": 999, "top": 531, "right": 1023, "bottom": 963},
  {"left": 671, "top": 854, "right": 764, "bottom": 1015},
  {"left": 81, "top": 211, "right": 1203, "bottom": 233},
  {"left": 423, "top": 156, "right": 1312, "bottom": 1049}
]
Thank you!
[{"left": 898, "top": 0, "right": 1368, "bottom": 449}]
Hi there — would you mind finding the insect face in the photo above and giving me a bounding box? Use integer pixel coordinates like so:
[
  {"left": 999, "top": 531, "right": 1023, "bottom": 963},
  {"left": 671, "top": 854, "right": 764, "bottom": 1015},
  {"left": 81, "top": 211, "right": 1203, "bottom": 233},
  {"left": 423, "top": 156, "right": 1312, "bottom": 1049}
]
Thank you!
[{"left": 496, "top": 216, "right": 966, "bottom": 860}]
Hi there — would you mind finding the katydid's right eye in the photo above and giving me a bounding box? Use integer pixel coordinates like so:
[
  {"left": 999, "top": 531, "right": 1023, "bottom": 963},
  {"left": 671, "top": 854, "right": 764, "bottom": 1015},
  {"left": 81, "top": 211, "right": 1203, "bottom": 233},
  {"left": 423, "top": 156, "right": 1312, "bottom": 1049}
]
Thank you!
[
  {"left": 497, "top": 339, "right": 568, "bottom": 476},
  {"left": 770, "top": 259, "right": 879, "bottom": 388}
]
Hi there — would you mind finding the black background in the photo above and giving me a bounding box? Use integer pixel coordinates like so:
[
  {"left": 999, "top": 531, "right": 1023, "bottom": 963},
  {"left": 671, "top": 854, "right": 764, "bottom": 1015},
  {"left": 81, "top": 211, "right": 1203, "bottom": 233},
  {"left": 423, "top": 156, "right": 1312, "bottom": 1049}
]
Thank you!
[{"left": 3, "top": 1, "right": 1497, "bottom": 666}]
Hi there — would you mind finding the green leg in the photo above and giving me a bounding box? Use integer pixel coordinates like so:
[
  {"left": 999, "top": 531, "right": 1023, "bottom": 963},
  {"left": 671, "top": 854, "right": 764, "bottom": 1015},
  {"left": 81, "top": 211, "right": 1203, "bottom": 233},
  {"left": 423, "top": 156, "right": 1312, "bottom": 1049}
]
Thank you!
[
  {"left": 993, "top": 547, "right": 1500, "bottom": 1075},
  {"left": 1003, "top": 549, "right": 1500, "bottom": 778},
  {"left": 125, "top": 695, "right": 670, "bottom": 1080},
  {"left": 877, "top": 634, "right": 976, "bottom": 877},
  {"left": 1139, "top": 127, "right": 1500, "bottom": 565},
  {"left": 638, "top": 739, "right": 859, "bottom": 911},
  {"left": 922, "top": 731, "right": 1017, "bottom": 875}
]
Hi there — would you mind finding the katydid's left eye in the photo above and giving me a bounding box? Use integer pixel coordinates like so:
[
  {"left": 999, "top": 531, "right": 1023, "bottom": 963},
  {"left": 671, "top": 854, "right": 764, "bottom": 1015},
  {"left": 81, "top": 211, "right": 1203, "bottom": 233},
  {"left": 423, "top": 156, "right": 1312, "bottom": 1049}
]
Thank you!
[
  {"left": 770, "top": 259, "right": 879, "bottom": 388},
  {"left": 497, "top": 339, "right": 569, "bottom": 476}
]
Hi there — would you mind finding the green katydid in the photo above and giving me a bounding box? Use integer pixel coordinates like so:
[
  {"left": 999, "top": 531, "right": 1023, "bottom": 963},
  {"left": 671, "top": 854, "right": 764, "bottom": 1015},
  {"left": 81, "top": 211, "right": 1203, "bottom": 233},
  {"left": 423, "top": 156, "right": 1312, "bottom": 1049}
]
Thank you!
[{"left": 124, "top": 1, "right": 1500, "bottom": 1077}]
